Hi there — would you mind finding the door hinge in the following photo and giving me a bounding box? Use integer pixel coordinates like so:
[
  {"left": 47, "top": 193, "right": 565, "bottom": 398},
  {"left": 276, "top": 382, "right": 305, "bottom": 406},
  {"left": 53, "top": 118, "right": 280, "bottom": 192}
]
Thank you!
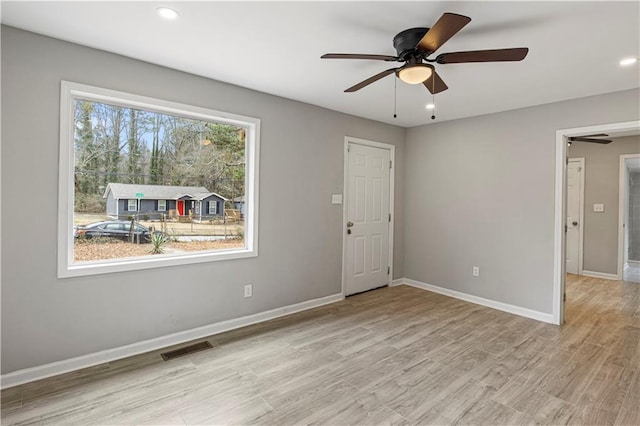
[
  {"left": 566, "top": 157, "right": 569, "bottom": 166},
  {"left": 389, "top": 213, "right": 391, "bottom": 222},
  {"left": 564, "top": 293, "right": 566, "bottom": 302},
  {"left": 387, "top": 266, "right": 390, "bottom": 275},
  {"left": 389, "top": 160, "right": 392, "bottom": 169},
  {"left": 347, "top": 145, "right": 351, "bottom": 153}
]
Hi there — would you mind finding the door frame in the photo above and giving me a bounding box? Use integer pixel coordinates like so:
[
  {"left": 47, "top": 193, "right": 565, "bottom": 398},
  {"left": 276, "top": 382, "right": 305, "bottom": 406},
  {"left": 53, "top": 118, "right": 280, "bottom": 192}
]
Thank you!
[
  {"left": 341, "top": 136, "right": 395, "bottom": 296},
  {"left": 619, "top": 153, "right": 640, "bottom": 278},
  {"left": 566, "top": 157, "right": 586, "bottom": 275},
  {"left": 553, "top": 120, "right": 640, "bottom": 325}
]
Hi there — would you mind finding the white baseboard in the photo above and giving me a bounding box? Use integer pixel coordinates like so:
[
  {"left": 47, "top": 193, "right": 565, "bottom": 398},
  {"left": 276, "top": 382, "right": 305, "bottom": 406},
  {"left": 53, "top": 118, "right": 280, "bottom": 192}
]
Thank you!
[
  {"left": 1, "top": 293, "right": 344, "bottom": 389},
  {"left": 391, "top": 278, "right": 405, "bottom": 286},
  {"left": 627, "top": 260, "right": 640, "bottom": 267},
  {"left": 581, "top": 270, "right": 620, "bottom": 281},
  {"left": 392, "top": 278, "right": 554, "bottom": 324}
]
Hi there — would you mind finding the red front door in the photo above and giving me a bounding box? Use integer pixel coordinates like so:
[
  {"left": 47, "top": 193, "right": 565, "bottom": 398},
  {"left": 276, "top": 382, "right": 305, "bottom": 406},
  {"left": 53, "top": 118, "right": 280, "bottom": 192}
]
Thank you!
[{"left": 177, "top": 200, "right": 184, "bottom": 216}]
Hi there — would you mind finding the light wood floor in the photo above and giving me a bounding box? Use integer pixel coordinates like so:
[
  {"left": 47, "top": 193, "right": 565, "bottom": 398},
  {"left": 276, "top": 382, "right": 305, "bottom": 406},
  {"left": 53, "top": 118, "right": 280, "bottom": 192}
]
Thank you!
[{"left": 2, "top": 275, "right": 639, "bottom": 425}]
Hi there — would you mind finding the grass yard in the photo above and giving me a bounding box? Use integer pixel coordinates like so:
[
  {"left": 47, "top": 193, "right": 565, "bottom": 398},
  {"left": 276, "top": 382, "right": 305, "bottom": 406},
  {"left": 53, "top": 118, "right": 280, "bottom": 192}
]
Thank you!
[{"left": 74, "top": 238, "right": 245, "bottom": 262}]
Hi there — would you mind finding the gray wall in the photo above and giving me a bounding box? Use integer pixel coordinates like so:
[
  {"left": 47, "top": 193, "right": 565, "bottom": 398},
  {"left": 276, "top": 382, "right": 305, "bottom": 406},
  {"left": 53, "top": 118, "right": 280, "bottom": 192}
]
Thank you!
[
  {"left": 630, "top": 172, "right": 640, "bottom": 261},
  {"left": 569, "top": 136, "right": 640, "bottom": 273},
  {"left": 404, "top": 89, "right": 640, "bottom": 314},
  {"left": 1, "top": 26, "right": 405, "bottom": 374}
]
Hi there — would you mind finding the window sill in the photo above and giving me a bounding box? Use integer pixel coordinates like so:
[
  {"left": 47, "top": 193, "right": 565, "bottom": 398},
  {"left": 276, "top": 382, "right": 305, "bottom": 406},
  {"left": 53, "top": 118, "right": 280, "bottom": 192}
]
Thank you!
[{"left": 59, "top": 247, "right": 256, "bottom": 278}]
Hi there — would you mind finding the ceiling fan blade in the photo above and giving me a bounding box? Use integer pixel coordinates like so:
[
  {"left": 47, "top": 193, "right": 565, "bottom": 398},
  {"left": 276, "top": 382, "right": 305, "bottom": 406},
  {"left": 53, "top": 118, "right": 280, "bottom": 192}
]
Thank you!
[
  {"left": 321, "top": 53, "right": 398, "bottom": 61},
  {"left": 576, "top": 133, "right": 609, "bottom": 138},
  {"left": 568, "top": 137, "right": 612, "bottom": 144},
  {"left": 436, "top": 48, "right": 529, "bottom": 64},
  {"left": 345, "top": 68, "right": 399, "bottom": 92},
  {"left": 417, "top": 13, "right": 471, "bottom": 54},
  {"left": 423, "top": 70, "right": 448, "bottom": 94}
]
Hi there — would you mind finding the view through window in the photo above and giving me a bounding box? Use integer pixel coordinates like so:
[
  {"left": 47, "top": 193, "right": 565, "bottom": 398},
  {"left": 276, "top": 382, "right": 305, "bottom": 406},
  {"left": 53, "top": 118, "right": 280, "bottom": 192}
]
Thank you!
[{"left": 72, "top": 98, "right": 248, "bottom": 264}]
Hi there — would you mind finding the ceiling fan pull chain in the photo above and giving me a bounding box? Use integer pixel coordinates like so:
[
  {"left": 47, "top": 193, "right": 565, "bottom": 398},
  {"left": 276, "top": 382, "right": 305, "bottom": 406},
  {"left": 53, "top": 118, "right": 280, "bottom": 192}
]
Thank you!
[
  {"left": 393, "top": 77, "right": 398, "bottom": 118},
  {"left": 431, "top": 79, "right": 436, "bottom": 120}
]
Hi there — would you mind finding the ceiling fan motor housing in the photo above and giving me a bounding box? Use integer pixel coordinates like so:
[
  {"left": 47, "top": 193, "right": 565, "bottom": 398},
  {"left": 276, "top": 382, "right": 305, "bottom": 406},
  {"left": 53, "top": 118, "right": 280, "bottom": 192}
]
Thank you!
[{"left": 393, "top": 27, "right": 430, "bottom": 60}]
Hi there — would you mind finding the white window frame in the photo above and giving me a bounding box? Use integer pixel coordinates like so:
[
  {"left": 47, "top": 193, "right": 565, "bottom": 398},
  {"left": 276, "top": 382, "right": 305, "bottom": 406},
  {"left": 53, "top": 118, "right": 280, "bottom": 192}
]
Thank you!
[
  {"left": 209, "top": 201, "right": 217, "bottom": 215},
  {"left": 58, "top": 81, "right": 260, "bottom": 278},
  {"left": 157, "top": 199, "right": 166, "bottom": 211},
  {"left": 128, "top": 199, "right": 138, "bottom": 211}
]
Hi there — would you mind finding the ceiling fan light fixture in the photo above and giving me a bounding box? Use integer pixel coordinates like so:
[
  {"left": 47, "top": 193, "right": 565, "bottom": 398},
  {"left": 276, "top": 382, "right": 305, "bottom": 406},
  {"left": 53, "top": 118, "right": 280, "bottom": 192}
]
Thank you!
[{"left": 398, "top": 64, "right": 432, "bottom": 84}]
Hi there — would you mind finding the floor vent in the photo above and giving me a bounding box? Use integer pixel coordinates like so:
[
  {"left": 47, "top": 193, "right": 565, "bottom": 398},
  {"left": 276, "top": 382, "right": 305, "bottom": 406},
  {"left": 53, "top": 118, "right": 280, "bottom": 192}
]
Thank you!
[{"left": 161, "top": 341, "right": 213, "bottom": 361}]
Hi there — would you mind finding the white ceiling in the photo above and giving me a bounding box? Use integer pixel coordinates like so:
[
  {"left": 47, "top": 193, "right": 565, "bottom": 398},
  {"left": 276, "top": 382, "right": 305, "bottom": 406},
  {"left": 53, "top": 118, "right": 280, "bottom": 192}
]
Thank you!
[{"left": 2, "top": 1, "right": 639, "bottom": 127}]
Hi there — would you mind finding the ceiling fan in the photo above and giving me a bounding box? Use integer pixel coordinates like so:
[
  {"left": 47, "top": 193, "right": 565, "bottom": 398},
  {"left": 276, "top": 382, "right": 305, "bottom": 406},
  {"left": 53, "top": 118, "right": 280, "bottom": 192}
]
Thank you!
[
  {"left": 568, "top": 134, "right": 612, "bottom": 144},
  {"left": 321, "top": 12, "right": 529, "bottom": 94}
]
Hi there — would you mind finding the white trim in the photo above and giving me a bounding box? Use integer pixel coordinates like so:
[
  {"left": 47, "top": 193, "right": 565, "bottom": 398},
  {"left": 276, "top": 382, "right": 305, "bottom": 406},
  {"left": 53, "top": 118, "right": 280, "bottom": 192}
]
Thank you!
[
  {"left": 554, "top": 121, "right": 640, "bottom": 325},
  {"left": 341, "top": 136, "right": 395, "bottom": 296},
  {"left": 157, "top": 199, "right": 167, "bottom": 212},
  {"left": 1, "top": 292, "right": 344, "bottom": 389},
  {"left": 581, "top": 270, "right": 620, "bottom": 281},
  {"left": 391, "top": 278, "right": 405, "bottom": 286},
  {"left": 628, "top": 260, "right": 640, "bottom": 267},
  {"left": 619, "top": 154, "right": 640, "bottom": 280},
  {"left": 567, "top": 158, "right": 585, "bottom": 275},
  {"left": 58, "top": 81, "right": 261, "bottom": 278},
  {"left": 393, "top": 278, "right": 554, "bottom": 324}
]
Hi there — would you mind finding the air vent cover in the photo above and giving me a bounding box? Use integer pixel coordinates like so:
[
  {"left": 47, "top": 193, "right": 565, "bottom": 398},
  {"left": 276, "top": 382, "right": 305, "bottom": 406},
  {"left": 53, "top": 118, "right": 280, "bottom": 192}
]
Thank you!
[{"left": 161, "top": 341, "right": 213, "bottom": 361}]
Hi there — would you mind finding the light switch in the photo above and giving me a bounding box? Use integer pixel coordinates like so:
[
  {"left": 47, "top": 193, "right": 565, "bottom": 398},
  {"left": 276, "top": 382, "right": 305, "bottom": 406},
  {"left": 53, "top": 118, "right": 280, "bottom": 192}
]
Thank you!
[
  {"left": 593, "top": 203, "right": 604, "bottom": 212},
  {"left": 331, "top": 194, "right": 343, "bottom": 205}
]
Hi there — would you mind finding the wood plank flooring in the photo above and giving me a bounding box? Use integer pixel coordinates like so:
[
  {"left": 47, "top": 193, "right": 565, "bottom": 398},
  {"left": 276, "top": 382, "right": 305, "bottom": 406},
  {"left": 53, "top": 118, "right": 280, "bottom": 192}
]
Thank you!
[{"left": 2, "top": 274, "right": 639, "bottom": 425}]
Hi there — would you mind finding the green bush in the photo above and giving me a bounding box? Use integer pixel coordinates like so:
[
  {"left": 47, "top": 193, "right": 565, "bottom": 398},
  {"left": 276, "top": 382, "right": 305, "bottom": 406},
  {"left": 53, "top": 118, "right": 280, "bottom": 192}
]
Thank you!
[
  {"left": 150, "top": 233, "right": 169, "bottom": 254},
  {"left": 74, "top": 193, "right": 106, "bottom": 213}
]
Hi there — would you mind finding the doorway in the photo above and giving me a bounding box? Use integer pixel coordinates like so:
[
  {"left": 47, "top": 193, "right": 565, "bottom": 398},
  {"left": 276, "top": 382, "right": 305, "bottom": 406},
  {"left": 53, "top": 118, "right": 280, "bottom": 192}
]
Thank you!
[
  {"left": 554, "top": 120, "right": 640, "bottom": 324},
  {"left": 620, "top": 154, "right": 640, "bottom": 282},
  {"left": 342, "top": 137, "right": 395, "bottom": 296}
]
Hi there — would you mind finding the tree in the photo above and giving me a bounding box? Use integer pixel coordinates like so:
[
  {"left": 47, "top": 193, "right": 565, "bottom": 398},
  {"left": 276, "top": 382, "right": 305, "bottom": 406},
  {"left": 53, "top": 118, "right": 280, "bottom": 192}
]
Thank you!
[
  {"left": 74, "top": 101, "right": 100, "bottom": 194},
  {"left": 149, "top": 113, "right": 164, "bottom": 184},
  {"left": 126, "top": 109, "right": 143, "bottom": 184}
]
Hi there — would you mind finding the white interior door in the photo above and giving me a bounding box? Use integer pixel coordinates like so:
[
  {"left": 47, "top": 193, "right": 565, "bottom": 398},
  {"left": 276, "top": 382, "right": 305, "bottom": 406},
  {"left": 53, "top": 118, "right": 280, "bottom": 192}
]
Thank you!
[
  {"left": 344, "top": 142, "right": 391, "bottom": 295},
  {"left": 566, "top": 159, "right": 584, "bottom": 274}
]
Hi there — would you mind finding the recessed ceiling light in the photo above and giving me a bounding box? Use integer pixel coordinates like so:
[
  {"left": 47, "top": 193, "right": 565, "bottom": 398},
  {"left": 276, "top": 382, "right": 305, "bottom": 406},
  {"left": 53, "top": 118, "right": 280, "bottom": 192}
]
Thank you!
[
  {"left": 426, "top": 103, "right": 435, "bottom": 110},
  {"left": 157, "top": 7, "right": 179, "bottom": 20},
  {"left": 620, "top": 57, "right": 638, "bottom": 66}
]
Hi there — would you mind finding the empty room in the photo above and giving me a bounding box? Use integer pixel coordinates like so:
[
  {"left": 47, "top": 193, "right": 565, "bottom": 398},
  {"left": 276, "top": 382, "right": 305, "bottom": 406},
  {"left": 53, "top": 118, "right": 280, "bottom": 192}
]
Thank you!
[{"left": 1, "top": 2, "right": 639, "bottom": 425}]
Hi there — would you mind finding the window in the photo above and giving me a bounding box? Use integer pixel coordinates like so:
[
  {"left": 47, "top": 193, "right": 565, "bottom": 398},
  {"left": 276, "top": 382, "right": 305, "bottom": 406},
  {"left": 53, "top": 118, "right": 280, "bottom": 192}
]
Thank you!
[
  {"left": 59, "top": 81, "right": 260, "bottom": 277},
  {"left": 104, "top": 223, "right": 124, "bottom": 231}
]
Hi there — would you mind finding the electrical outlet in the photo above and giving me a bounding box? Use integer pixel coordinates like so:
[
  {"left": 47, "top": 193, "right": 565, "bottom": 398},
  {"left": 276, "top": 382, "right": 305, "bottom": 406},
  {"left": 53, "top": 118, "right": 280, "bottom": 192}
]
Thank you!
[
  {"left": 244, "top": 284, "right": 252, "bottom": 298},
  {"left": 472, "top": 267, "right": 480, "bottom": 277}
]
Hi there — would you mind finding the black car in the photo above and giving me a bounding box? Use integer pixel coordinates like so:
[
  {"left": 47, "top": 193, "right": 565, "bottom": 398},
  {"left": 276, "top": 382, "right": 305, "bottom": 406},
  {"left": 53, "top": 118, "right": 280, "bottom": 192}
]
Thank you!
[{"left": 75, "top": 221, "right": 163, "bottom": 243}]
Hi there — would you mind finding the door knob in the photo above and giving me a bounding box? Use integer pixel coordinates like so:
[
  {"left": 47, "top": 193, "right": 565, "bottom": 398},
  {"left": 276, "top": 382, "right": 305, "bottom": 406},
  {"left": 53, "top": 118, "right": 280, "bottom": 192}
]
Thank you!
[
  {"left": 572, "top": 221, "right": 578, "bottom": 226},
  {"left": 346, "top": 221, "right": 354, "bottom": 228}
]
